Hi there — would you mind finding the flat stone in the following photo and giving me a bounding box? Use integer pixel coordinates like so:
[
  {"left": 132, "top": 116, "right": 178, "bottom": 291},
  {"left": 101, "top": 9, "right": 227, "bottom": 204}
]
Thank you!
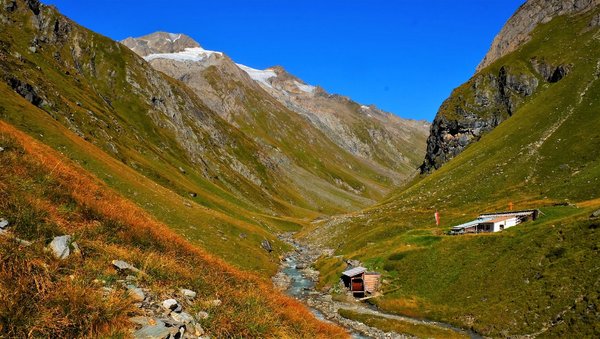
[
  {"left": 127, "top": 285, "right": 145, "bottom": 302},
  {"left": 0, "top": 218, "right": 8, "bottom": 229},
  {"left": 112, "top": 259, "right": 139, "bottom": 272},
  {"left": 591, "top": 209, "right": 600, "bottom": 218},
  {"left": 162, "top": 298, "right": 181, "bottom": 312},
  {"left": 133, "top": 318, "right": 174, "bottom": 339},
  {"left": 49, "top": 235, "right": 71, "bottom": 259},
  {"left": 171, "top": 311, "right": 194, "bottom": 324},
  {"left": 180, "top": 288, "right": 197, "bottom": 299}
]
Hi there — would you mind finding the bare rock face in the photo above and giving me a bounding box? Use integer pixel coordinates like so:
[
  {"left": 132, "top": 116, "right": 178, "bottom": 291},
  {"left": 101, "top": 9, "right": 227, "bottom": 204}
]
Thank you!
[
  {"left": 477, "top": 0, "right": 599, "bottom": 71},
  {"left": 121, "top": 32, "right": 200, "bottom": 57},
  {"left": 421, "top": 0, "right": 592, "bottom": 173},
  {"left": 420, "top": 65, "right": 540, "bottom": 173}
]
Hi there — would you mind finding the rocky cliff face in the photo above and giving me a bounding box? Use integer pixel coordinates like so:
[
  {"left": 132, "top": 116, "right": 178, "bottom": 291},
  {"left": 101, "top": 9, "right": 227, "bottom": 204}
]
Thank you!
[
  {"left": 477, "top": 0, "right": 599, "bottom": 71},
  {"left": 421, "top": 0, "right": 596, "bottom": 173}
]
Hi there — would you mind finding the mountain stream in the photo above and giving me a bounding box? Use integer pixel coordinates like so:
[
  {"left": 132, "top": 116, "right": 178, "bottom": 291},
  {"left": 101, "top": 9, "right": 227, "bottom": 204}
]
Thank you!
[{"left": 273, "top": 233, "right": 482, "bottom": 339}]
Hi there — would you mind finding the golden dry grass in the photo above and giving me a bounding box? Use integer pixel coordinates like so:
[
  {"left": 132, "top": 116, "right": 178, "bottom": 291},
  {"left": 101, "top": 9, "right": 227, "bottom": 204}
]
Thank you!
[{"left": 0, "top": 120, "right": 348, "bottom": 338}]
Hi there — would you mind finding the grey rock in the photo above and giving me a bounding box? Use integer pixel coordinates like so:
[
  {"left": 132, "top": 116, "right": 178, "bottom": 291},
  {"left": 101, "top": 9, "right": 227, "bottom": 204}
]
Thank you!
[
  {"left": 49, "top": 235, "right": 71, "bottom": 259},
  {"left": 0, "top": 218, "right": 8, "bottom": 229},
  {"left": 0, "top": 146, "right": 4, "bottom": 152},
  {"left": 591, "top": 209, "right": 600, "bottom": 219},
  {"left": 7, "top": 77, "right": 43, "bottom": 107},
  {"left": 420, "top": 65, "right": 539, "bottom": 173},
  {"left": 180, "top": 288, "right": 197, "bottom": 299},
  {"left": 261, "top": 239, "right": 273, "bottom": 252},
  {"left": 162, "top": 298, "right": 182, "bottom": 313},
  {"left": 28, "top": 46, "right": 37, "bottom": 53},
  {"left": 171, "top": 311, "right": 194, "bottom": 324},
  {"left": 127, "top": 285, "right": 145, "bottom": 302},
  {"left": 112, "top": 259, "right": 140, "bottom": 273},
  {"left": 132, "top": 318, "right": 174, "bottom": 338}
]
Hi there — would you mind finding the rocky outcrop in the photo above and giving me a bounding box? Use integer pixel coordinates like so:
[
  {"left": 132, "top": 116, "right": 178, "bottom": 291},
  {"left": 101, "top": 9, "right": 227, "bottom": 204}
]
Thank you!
[
  {"left": 420, "top": 65, "right": 541, "bottom": 173},
  {"left": 421, "top": 0, "right": 588, "bottom": 173},
  {"left": 477, "top": 0, "right": 599, "bottom": 71},
  {"left": 121, "top": 32, "right": 199, "bottom": 56}
]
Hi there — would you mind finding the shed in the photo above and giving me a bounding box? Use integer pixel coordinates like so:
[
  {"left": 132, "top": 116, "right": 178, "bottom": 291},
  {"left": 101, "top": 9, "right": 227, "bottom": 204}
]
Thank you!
[
  {"left": 363, "top": 272, "right": 381, "bottom": 293},
  {"left": 342, "top": 267, "right": 365, "bottom": 294},
  {"left": 477, "top": 215, "right": 519, "bottom": 232},
  {"left": 450, "top": 217, "right": 492, "bottom": 235}
]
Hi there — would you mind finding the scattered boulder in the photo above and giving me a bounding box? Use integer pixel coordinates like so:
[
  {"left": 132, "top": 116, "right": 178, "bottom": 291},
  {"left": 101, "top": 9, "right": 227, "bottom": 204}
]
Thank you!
[
  {"left": 189, "top": 192, "right": 197, "bottom": 198},
  {"left": 0, "top": 146, "right": 4, "bottom": 152},
  {"left": 196, "top": 311, "right": 209, "bottom": 320},
  {"left": 178, "top": 167, "right": 186, "bottom": 174},
  {"left": 126, "top": 285, "right": 145, "bottom": 302},
  {"left": 49, "top": 235, "right": 71, "bottom": 259},
  {"left": 7, "top": 77, "right": 43, "bottom": 107},
  {"left": 0, "top": 218, "right": 8, "bottom": 229},
  {"left": 162, "top": 298, "right": 182, "bottom": 313},
  {"left": 591, "top": 209, "right": 600, "bottom": 219},
  {"left": 131, "top": 317, "right": 174, "bottom": 338},
  {"left": 180, "top": 288, "right": 197, "bottom": 299},
  {"left": 112, "top": 259, "right": 140, "bottom": 273},
  {"left": 210, "top": 299, "right": 222, "bottom": 307},
  {"left": 171, "top": 311, "right": 194, "bottom": 324},
  {"left": 261, "top": 239, "right": 273, "bottom": 252}
]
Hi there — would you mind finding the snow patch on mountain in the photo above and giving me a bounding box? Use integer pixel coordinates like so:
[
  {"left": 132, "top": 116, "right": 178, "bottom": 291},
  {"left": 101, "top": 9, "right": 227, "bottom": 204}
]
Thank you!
[
  {"left": 144, "top": 47, "right": 222, "bottom": 62},
  {"left": 294, "top": 81, "right": 315, "bottom": 93},
  {"left": 167, "top": 33, "right": 181, "bottom": 42},
  {"left": 236, "top": 64, "right": 277, "bottom": 88}
]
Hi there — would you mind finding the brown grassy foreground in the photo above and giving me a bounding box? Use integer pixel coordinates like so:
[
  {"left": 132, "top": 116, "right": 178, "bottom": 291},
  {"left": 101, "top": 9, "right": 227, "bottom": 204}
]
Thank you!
[{"left": 0, "top": 120, "right": 348, "bottom": 338}]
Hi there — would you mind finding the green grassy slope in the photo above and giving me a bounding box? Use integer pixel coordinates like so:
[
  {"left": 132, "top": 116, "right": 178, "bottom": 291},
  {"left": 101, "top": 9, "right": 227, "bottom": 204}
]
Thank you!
[
  {"left": 0, "top": 2, "right": 320, "bottom": 274},
  {"left": 306, "top": 9, "right": 600, "bottom": 337}
]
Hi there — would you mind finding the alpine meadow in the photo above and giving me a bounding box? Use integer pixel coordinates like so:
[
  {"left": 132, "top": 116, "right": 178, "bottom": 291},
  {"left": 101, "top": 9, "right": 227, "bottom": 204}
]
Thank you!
[{"left": 0, "top": 0, "right": 599, "bottom": 338}]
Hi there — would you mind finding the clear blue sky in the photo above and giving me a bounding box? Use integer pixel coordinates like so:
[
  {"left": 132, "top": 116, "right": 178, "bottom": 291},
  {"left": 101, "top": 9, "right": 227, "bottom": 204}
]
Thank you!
[{"left": 46, "top": 0, "right": 524, "bottom": 121}]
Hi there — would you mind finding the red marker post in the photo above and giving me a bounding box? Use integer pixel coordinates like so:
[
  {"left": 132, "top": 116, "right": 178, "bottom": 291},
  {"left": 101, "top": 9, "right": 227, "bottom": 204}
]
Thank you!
[{"left": 435, "top": 210, "right": 440, "bottom": 226}]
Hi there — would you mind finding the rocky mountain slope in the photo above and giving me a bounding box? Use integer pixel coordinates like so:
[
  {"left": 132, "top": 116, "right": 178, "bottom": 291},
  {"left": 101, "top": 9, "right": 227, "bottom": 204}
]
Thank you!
[
  {"left": 421, "top": 0, "right": 600, "bottom": 173},
  {"left": 0, "top": 0, "right": 429, "bottom": 279},
  {"left": 477, "top": 0, "right": 600, "bottom": 71},
  {"left": 307, "top": 2, "right": 600, "bottom": 337},
  {"left": 122, "top": 32, "right": 429, "bottom": 189}
]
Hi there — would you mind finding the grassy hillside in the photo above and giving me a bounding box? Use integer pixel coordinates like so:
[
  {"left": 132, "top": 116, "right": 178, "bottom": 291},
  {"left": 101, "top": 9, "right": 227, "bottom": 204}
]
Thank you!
[
  {"left": 306, "top": 8, "right": 600, "bottom": 337},
  {"left": 0, "top": 121, "right": 347, "bottom": 337},
  {"left": 0, "top": 0, "right": 387, "bottom": 276}
]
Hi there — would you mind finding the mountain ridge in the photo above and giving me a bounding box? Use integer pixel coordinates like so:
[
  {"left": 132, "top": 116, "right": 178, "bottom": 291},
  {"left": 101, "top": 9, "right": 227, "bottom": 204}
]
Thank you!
[
  {"left": 122, "top": 32, "right": 429, "bottom": 186},
  {"left": 421, "top": 0, "right": 600, "bottom": 173}
]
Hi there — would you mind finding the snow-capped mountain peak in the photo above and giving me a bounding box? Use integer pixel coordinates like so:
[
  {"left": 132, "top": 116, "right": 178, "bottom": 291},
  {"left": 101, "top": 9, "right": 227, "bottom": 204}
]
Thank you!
[{"left": 145, "top": 47, "right": 223, "bottom": 62}]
